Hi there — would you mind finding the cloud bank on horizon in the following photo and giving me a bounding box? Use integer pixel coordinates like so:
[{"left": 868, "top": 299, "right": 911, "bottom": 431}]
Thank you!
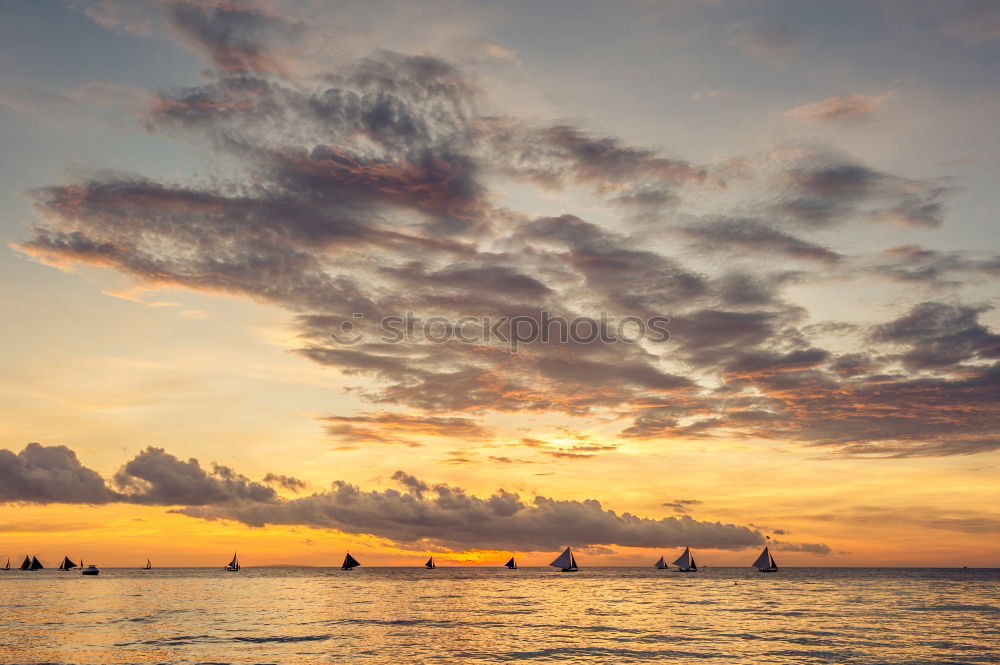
[
  {"left": 9, "top": 0, "right": 1000, "bottom": 462},
  {"left": 0, "top": 442, "right": 785, "bottom": 553}
]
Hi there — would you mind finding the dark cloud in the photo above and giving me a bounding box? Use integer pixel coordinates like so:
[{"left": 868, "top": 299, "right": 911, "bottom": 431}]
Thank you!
[
  {"left": 778, "top": 160, "right": 957, "bottom": 228},
  {"left": 0, "top": 443, "right": 118, "bottom": 504},
  {"left": 871, "top": 245, "right": 1000, "bottom": 286},
  {"left": 770, "top": 540, "right": 832, "bottom": 555},
  {"left": 679, "top": 218, "right": 841, "bottom": 262},
  {"left": 870, "top": 302, "right": 1000, "bottom": 371},
  {"left": 0, "top": 444, "right": 768, "bottom": 552},
  {"left": 321, "top": 411, "right": 489, "bottom": 448},
  {"left": 662, "top": 499, "right": 703, "bottom": 514},
  {"left": 166, "top": 0, "right": 304, "bottom": 73},
  {"left": 113, "top": 446, "right": 278, "bottom": 505},
  {"left": 262, "top": 473, "right": 307, "bottom": 493},
  {"left": 13, "top": 5, "right": 988, "bottom": 460},
  {"left": 179, "top": 470, "right": 766, "bottom": 551}
]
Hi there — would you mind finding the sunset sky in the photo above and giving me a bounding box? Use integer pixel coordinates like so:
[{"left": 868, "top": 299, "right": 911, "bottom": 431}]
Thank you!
[{"left": 1, "top": 0, "right": 998, "bottom": 568}]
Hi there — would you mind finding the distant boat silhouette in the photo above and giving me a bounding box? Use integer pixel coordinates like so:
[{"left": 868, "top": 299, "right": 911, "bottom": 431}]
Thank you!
[
  {"left": 57, "top": 556, "right": 78, "bottom": 571},
  {"left": 81, "top": 564, "right": 99, "bottom": 576},
  {"left": 19, "top": 555, "right": 31, "bottom": 570},
  {"left": 142, "top": 558, "right": 152, "bottom": 570},
  {"left": 225, "top": 553, "right": 240, "bottom": 571},
  {"left": 672, "top": 546, "right": 698, "bottom": 572},
  {"left": 2, "top": 558, "right": 9, "bottom": 570},
  {"left": 24, "top": 556, "right": 43, "bottom": 571},
  {"left": 341, "top": 553, "right": 361, "bottom": 570},
  {"left": 504, "top": 556, "right": 518, "bottom": 569},
  {"left": 549, "top": 547, "right": 578, "bottom": 572},
  {"left": 424, "top": 556, "right": 436, "bottom": 569},
  {"left": 752, "top": 546, "right": 779, "bottom": 572},
  {"left": 653, "top": 555, "right": 668, "bottom": 569}
]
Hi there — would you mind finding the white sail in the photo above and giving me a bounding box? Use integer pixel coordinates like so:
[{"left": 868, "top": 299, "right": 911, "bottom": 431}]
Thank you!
[
  {"left": 672, "top": 547, "right": 693, "bottom": 569},
  {"left": 654, "top": 556, "right": 667, "bottom": 569},
  {"left": 549, "top": 547, "right": 574, "bottom": 568},
  {"left": 751, "top": 546, "right": 773, "bottom": 569}
]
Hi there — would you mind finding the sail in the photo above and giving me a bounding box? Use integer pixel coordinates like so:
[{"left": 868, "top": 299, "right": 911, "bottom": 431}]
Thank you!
[
  {"left": 20, "top": 555, "right": 31, "bottom": 570},
  {"left": 549, "top": 547, "right": 573, "bottom": 568},
  {"left": 504, "top": 557, "right": 517, "bottom": 569},
  {"left": 228, "top": 553, "right": 239, "bottom": 568},
  {"left": 342, "top": 553, "right": 361, "bottom": 569},
  {"left": 751, "top": 546, "right": 773, "bottom": 569},
  {"left": 570, "top": 554, "right": 577, "bottom": 569},
  {"left": 654, "top": 556, "right": 667, "bottom": 569},
  {"left": 58, "top": 556, "right": 77, "bottom": 570},
  {"left": 670, "top": 547, "right": 697, "bottom": 570},
  {"left": 30, "top": 556, "right": 44, "bottom": 570},
  {"left": 425, "top": 556, "right": 435, "bottom": 569},
  {"left": 144, "top": 558, "right": 152, "bottom": 569},
  {"left": 769, "top": 553, "right": 778, "bottom": 569},
  {"left": 3, "top": 558, "right": 8, "bottom": 570}
]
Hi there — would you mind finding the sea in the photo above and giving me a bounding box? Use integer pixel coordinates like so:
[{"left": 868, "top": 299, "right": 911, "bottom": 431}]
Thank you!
[{"left": 2, "top": 567, "right": 998, "bottom": 664}]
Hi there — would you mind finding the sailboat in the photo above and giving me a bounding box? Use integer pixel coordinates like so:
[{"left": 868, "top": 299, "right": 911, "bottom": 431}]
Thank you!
[
  {"left": 2, "top": 558, "right": 10, "bottom": 571},
  {"left": 142, "top": 558, "right": 152, "bottom": 570},
  {"left": 424, "top": 556, "right": 436, "bottom": 569},
  {"left": 341, "top": 553, "right": 361, "bottom": 570},
  {"left": 653, "top": 555, "right": 668, "bottom": 569},
  {"left": 57, "top": 556, "right": 78, "bottom": 571},
  {"left": 672, "top": 546, "right": 698, "bottom": 572},
  {"left": 19, "top": 555, "right": 31, "bottom": 570},
  {"left": 751, "top": 546, "right": 779, "bottom": 572},
  {"left": 29, "top": 556, "right": 43, "bottom": 570},
  {"left": 548, "top": 547, "right": 578, "bottom": 572},
  {"left": 225, "top": 553, "right": 240, "bottom": 571},
  {"left": 504, "top": 556, "right": 518, "bottom": 570}
]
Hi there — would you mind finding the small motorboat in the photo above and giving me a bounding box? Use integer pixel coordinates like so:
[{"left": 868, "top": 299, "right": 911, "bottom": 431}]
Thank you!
[{"left": 81, "top": 564, "right": 100, "bottom": 576}]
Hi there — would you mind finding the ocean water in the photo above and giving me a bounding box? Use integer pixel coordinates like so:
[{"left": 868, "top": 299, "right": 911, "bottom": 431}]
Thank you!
[{"left": 1, "top": 567, "right": 998, "bottom": 664}]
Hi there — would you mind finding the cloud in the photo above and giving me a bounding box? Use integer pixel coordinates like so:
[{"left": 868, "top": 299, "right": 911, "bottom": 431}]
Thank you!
[
  {"left": 321, "top": 411, "right": 490, "bottom": 448},
  {"left": 262, "top": 473, "right": 307, "bottom": 493},
  {"left": 870, "top": 245, "right": 1000, "bottom": 286},
  {"left": 678, "top": 218, "right": 841, "bottom": 262},
  {"left": 113, "top": 446, "right": 278, "bottom": 505},
  {"left": 0, "top": 443, "right": 768, "bottom": 552},
  {"left": 785, "top": 92, "right": 894, "bottom": 124},
  {"left": 778, "top": 159, "right": 958, "bottom": 228},
  {"left": 179, "top": 471, "right": 766, "bottom": 551},
  {"left": 662, "top": 499, "right": 703, "bottom": 514},
  {"left": 870, "top": 302, "right": 1000, "bottom": 371},
  {"left": 11, "top": 3, "right": 985, "bottom": 460},
  {"left": 166, "top": 0, "right": 305, "bottom": 73},
  {"left": 0, "top": 443, "right": 119, "bottom": 504}
]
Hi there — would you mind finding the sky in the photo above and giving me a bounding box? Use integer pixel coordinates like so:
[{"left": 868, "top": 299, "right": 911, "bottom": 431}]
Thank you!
[{"left": 0, "top": 0, "right": 998, "bottom": 568}]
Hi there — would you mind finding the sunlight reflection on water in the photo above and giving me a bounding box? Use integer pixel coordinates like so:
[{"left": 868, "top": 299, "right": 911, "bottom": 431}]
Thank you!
[{"left": 2, "top": 567, "right": 998, "bottom": 664}]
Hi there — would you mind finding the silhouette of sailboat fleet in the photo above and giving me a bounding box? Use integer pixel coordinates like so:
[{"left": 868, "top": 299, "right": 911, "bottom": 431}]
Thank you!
[{"left": 0, "top": 545, "right": 780, "bottom": 574}]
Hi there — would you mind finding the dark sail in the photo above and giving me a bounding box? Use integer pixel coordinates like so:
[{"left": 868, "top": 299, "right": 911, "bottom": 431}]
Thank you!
[
  {"left": 425, "top": 557, "right": 435, "bottom": 569},
  {"left": 504, "top": 557, "right": 517, "bottom": 569},
  {"left": 20, "top": 555, "right": 31, "bottom": 570},
  {"left": 342, "top": 553, "right": 360, "bottom": 570},
  {"left": 29, "top": 556, "right": 44, "bottom": 570},
  {"left": 58, "top": 556, "right": 77, "bottom": 570}
]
